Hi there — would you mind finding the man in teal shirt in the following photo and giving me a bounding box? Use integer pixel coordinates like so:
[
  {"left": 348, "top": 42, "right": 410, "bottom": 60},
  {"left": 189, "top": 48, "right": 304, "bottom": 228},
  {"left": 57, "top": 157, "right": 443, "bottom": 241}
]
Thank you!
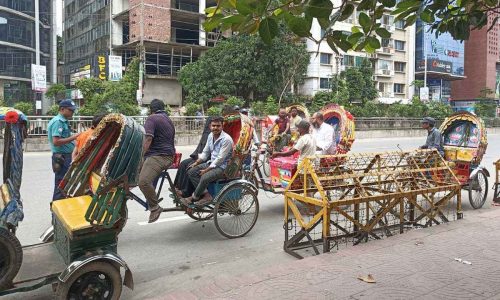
[{"left": 48, "top": 100, "right": 80, "bottom": 200}]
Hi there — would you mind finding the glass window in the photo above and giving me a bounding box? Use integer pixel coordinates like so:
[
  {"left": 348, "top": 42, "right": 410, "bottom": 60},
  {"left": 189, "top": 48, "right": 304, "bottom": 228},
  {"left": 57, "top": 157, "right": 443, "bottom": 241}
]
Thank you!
[
  {"left": 381, "top": 15, "right": 394, "bottom": 26},
  {"left": 381, "top": 38, "right": 393, "bottom": 48},
  {"left": 320, "top": 53, "right": 331, "bottom": 64},
  {"left": 378, "top": 59, "right": 391, "bottom": 70},
  {"left": 394, "top": 83, "right": 405, "bottom": 94},
  {"left": 394, "top": 61, "right": 406, "bottom": 72},
  {"left": 395, "top": 40, "right": 406, "bottom": 51},
  {"left": 320, "top": 78, "right": 331, "bottom": 89},
  {"left": 342, "top": 55, "right": 355, "bottom": 66},
  {"left": 395, "top": 20, "right": 405, "bottom": 29}
]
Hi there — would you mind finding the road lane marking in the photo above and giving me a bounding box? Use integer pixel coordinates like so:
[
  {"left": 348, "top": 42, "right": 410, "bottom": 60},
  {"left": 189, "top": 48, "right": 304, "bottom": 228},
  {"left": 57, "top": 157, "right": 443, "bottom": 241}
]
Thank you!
[{"left": 138, "top": 215, "right": 190, "bottom": 226}]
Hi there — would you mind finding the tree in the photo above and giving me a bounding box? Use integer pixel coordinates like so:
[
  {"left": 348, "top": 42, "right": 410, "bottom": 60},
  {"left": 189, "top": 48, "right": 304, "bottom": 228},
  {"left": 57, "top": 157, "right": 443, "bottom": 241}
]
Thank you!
[
  {"left": 13, "top": 102, "right": 34, "bottom": 115},
  {"left": 474, "top": 100, "right": 497, "bottom": 118},
  {"left": 178, "top": 34, "right": 309, "bottom": 107},
  {"left": 77, "top": 58, "right": 141, "bottom": 116},
  {"left": 45, "top": 83, "right": 66, "bottom": 103},
  {"left": 205, "top": 0, "right": 498, "bottom": 54},
  {"left": 330, "top": 59, "right": 378, "bottom": 104}
]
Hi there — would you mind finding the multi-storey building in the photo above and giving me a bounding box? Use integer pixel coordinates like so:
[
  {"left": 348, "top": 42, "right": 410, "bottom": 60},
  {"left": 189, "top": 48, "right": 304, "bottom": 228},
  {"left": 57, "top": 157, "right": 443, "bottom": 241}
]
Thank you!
[
  {"left": 63, "top": 0, "right": 217, "bottom": 106},
  {"left": 300, "top": 8, "right": 415, "bottom": 104},
  {"left": 450, "top": 14, "right": 500, "bottom": 111},
  {"left": 0, "top": 0, "right": 56, "bottom": 107}
]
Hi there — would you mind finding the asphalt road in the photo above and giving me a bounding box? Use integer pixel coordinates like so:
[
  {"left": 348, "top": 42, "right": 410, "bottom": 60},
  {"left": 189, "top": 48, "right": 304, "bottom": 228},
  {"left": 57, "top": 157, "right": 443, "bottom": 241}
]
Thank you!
[{"left": 3, "top": 134, "right": 500, "bottom": 299}]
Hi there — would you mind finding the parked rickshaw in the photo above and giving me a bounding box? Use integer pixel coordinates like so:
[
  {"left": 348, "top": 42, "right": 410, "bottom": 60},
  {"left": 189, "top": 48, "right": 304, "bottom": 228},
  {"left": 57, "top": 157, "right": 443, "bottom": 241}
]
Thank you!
[
  {"left": 126, "top": 110, "right": 259, "bottom": 239},
  {"left": 0, "top": 112, "right": 141, "bottom": 298},
  {"left": 439, "top": 112, "right": 489, "bottom": 209},
  {"left": 320, "top": 104, "right": 355, "bottom": 154}
]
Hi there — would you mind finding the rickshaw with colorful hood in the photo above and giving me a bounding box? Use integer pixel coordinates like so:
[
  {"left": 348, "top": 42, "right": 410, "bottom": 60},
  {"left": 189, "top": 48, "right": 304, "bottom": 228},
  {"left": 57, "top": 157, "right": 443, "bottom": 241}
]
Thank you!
[
  {"left": 439, "top": 111, "right": 489, "bottom": 209},
  {"left": 0, "top": 112, "right": 140, "bottom": 299}
]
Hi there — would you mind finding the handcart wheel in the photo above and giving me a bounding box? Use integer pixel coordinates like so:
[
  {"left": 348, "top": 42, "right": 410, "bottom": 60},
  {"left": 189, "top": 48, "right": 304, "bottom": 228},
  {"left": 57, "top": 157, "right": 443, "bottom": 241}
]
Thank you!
[
  {"left": 0, "top": 228, "right": 23, "bottom": 290},
  {"left": 186, "top": 209, "right": 214, "bottom": 221},
  {"left": 56, "top": 261, "right": 122, "bottom": 300},
  {"left": 469, "top": 170, "right": 488, "bottom": 209},
  {"left": 214, "top": 182, "right": 259, "bottom": 239}
]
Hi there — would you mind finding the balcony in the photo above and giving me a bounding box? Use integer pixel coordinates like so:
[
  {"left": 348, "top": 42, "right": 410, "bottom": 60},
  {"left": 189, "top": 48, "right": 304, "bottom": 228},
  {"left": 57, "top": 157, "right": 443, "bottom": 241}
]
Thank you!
[
  {"left": 377, "top": 47, "right": 394, "bottom": 56},
  {"left": 377, "top": 69, "right": 394, "bottom": 77},
  {"left": 379, "top": 91, "right": 395, "bottom": 98},
  {"left": 381, "top": 24, "right": 395, "bottom": 32}
]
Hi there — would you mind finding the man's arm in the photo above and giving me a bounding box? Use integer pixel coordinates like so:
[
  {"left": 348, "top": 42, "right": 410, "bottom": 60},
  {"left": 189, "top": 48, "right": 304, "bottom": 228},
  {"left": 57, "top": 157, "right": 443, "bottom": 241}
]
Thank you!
[
  {"left": 272, "top": 147, "right": 298, "bottom": 158},
  {"left": 52, "top": 134, "right": 79, "bottom": 147},
  {"left": 429, "top": 131, "right": 442, "bottom": 150},
  {"left": 143, "top": 135, "right": 153, "bottom": 153},
  {"left": 283, "top": 120, "right": 290, "bottom": 134},
  {"left": 189, "top": 136, "right": 211, "bottom": 168}
]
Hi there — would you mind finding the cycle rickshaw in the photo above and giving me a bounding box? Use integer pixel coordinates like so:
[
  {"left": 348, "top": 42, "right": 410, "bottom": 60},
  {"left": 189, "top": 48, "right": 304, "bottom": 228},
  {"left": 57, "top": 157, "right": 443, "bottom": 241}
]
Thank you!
[
  {"left": 494, "top": 159, "right": 500, "bottom": 203},
  {"left": 126, "top": 110, "right": 259, "bottom": 239},
  {"left": 0, "top": 112, "right": 140, "bottom": 299},
  {"left": 439, "top": 111, "right": 489, "bottom": 209}
]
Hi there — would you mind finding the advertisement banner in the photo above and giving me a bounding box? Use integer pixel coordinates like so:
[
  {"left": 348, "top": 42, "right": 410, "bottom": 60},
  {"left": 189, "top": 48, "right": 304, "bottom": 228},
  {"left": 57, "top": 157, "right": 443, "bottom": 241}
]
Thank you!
[
  {"left": 31, "top": 64, "right": 47, "bottom": 91},
  {"left": 95, "top": 55, "right": 107, "bottom": 80},
  {"left": 108, "top": 55, "right": 123, "bottom": 81},
  {"left": 70, "top": 65, "right": 91, "bottom": 86}
]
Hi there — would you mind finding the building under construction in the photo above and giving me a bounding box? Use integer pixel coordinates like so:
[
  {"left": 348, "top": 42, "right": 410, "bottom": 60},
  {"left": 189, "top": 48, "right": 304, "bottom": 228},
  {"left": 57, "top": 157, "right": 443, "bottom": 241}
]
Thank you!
[{"left": 63, "top": 0, "right": 218, "bottom": 106}]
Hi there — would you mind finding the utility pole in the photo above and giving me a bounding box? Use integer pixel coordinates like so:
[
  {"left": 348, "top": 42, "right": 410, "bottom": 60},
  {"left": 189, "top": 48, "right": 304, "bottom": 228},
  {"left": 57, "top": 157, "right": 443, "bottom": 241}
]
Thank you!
[
  {"left": 138, "top": 0, "right": 145, "bottom": 105},
  {"left": 109, "top": 0, "right": 113, "bottom": 54}
]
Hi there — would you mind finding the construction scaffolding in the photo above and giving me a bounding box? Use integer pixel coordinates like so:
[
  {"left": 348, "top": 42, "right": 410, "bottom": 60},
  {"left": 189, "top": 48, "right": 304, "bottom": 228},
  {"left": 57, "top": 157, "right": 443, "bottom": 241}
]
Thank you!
[
  {"left": 283, "top": 150, "right": 462, "bottom": 259},
  {"left": 144, "top": 44, "right": 200, "bottom": 78}
]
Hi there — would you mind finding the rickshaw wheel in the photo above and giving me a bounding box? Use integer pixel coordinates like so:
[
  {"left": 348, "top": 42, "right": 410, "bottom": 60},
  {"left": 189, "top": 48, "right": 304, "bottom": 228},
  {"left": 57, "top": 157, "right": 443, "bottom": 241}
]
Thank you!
[
  {"left": 468, "top": 170, "right": 488, "bottom": 209},
  {"left": 214, "top": 183, "right": 259, "bottom": 239},
  {"left": 186, "top": 209, "right": 214, "bottom": 221},
  {"left": 0, "top": 228, "right": 23, "bottom": 290},
  {"left": 56, "top": 261, "right": 122, "bottom": 300}
]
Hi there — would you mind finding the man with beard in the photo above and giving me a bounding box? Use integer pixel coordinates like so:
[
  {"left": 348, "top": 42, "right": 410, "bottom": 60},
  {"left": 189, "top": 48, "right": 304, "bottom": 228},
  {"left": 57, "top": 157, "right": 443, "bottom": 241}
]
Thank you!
[{"left": 310, "top": 112, "right": 336, "bottom": 155}]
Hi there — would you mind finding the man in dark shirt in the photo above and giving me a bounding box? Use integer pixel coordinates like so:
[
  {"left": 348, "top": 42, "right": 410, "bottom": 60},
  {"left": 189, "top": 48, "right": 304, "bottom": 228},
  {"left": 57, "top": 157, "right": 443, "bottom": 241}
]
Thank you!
[
  {"left": 270, "top": 108, "right": 290, "bottom": 151},
  {"left": 139, "top": 99, "right": 176, "bottom": 223},
  {"left": 420, "top": 117, "right": 444, "bottom": 156}
]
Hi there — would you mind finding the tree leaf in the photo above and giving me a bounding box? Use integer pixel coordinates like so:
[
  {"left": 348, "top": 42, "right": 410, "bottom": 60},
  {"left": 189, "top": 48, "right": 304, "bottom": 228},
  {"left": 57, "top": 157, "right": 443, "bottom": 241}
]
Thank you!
[
  {"left": 326, "top": 36, "right": 340, "bottom": 55},
  {"left": 347, "top": 32, "right": 364, "bottom": 44},
  {"left": 338, "top": 4, "right": 355, "bottom": 21},
  {"left": 381, "top": 0, "right": 396, "bottom": 8},
  {"left": 351, "top": 26, "right": 361, "bottom": 33},
  {"left": 396, "top": 0, "right": 421, "bottom": 9},
  {"left": 375, "top": 27, "right": 391, "bottom": 38},
  {"left": 259, "top": 18, "right": 279, "bottom": 44},
  {"left": 318, "top": 17, "right": 330, "bottom": 29},
  {"left": 420, "top": 9, "right": 435, "bottom": 23},
  {"left": 405, "top": 15, "right": 417, "bottom": 27},
  {"left": 221, "top": 14, "right": 247, "bottom": 24},
  {"left": 358, "top": 12, "right": 371, "bottom": 32},
  {"left": 286, "top": 16, "right": 312, "bottom": 37},
  {"left": 204, "top": 14, "right": 224, "bottom": 31},
  {"left": 236, "top": 0, "right": 255, "bottom": 16},
  {"left": 305, "top": 0, "right": 333, "bottom": 18},
  {"left": 358, "top": 0, "right": 375, "bottom": 10},
  {"left": 367, "top": 36, "right": 381, "bottom": 48}
]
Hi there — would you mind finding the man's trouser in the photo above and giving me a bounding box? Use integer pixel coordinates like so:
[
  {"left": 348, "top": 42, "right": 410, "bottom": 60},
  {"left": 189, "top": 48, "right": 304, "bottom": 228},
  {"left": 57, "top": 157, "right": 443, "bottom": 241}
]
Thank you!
[
  {"left": 187, "top": 162, "right": 225, "bottom": 199},
  {"left": 139, "top": 155, "right": 174, "bottom": 211},
  {"left": 52, "top": 153, "right": 72, "bottom": 201}
]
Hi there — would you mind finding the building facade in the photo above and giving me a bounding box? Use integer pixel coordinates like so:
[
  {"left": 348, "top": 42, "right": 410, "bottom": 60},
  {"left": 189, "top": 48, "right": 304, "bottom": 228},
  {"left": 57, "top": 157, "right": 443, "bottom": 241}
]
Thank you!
[
  {"left": 450, "top": 14, "right": 500, "bottom": 111},
  {"left": 300, "top": 8, "right": 415, "bottom": 104},
  {"left": 63, "top": 0, "right": 217, "bottom": 107},
  {"left": 415, "top": 19, "right": 465, "bottom": 104},
  {"left": 0, "top": 0, "right": 56, "bottom": 107}
]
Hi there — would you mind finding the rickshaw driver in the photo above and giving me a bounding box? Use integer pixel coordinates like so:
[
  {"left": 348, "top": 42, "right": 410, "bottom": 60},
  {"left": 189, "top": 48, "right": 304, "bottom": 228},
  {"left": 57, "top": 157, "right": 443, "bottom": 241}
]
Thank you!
[
  {"left": 419, "top": 117, "right": 445, "bottom": 157},
  {"left": 181, "top": 117, "right": 234, "bottom": 207}
]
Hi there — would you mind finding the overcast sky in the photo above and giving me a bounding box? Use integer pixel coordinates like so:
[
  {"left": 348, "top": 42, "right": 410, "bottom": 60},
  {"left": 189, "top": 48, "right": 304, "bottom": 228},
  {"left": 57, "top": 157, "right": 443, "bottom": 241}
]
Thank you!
[{"left": 56, "top": 0, "right": 62, "bottom": 35}]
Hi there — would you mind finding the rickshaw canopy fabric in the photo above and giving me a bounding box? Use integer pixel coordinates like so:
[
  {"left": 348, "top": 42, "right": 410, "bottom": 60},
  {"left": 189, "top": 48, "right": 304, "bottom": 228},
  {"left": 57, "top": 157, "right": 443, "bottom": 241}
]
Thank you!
[
  {"left": 320, "top": 104, "right": 355, "bottom": 154},
  {"left": 286, "top": 104, "right": 310, "bottom": 119}
]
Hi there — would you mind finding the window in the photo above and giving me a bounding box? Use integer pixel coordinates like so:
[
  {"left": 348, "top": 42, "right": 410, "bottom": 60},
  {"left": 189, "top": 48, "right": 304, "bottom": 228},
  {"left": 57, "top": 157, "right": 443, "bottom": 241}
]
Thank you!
[
  {"left": 320, "top": 53, "right": 332, "bottom": 65},
  {"left": 342, "top": 55, "right": 355, "bottom": 67},
  {"left": 395, "top": 20, "right": 405, "bottom": 29},
  {"left": 394, "top": 83, "right": 405, "bottom": 94},
  {"left": 395, "top": 40, "right": 406, "bottom": 51},
  {"left": 394, "top": 61, "right": 406, "bottom": 72},
  {"left": 378, "top": 59, "right": 391, "bottom": 70},
  {"left": 381, "top": 38, "right": 393, "bottom": 48},
  {"left": 320, "top": 78, "right": 331, "bottom": 89},
  {"left": 320, "top": 28, "right": 326, "bottom": 38},
  {"left": 381, "top": 15, "right": 394, "bottom": 26}
]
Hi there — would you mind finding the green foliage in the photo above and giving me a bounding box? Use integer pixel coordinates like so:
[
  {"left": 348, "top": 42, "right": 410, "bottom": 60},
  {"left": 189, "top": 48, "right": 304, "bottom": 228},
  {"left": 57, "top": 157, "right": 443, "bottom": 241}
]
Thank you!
[
  {"left": 329, "top": 60, "right": 378, "bottom": 105},
  {"left": 178, "top": 34, "right": 309, "bottom": 107},
  {"left": 426, "top": 101, "right": 454, "bottom": 119},
  {"left": 479, "top": 87, "right": 495, "bottom": 99},
  {"left": 474, "top": 101, "right": 497, "bottom": 118},
  {"left": 185, "top": 103, "right": 201, "bottom": 116},
  {"left": 76, "top": 57, "right": 141, "bottom": 116},
  {"left": 225, "top": 96, "right": 245, "bottom": 108},
  {"left": 45, "top": 83, "right": 66, "bottom": 101},
  {"left": 13, "top": 101, "right": 34, "bottom": 115},
  {"left": 46, "top": 104, "right": 60, "bottom": 116},
  {"left": 251, "top": 101, "right": 267, "bottom": 116},
  {"left": 207, "top": 106, "right": 222, "bottom": 116},
  {"left": 205, "top": 0, "right": 495, "bottom": 53},
  {"left": 264, "top": 96, "right": 280, "bottom": 115}
]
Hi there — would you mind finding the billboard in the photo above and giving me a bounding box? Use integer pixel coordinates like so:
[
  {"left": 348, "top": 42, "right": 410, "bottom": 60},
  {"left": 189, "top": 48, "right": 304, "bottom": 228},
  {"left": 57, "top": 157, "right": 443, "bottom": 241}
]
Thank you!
[
  {"left": 70, "top": 64, "right": 91, "bottom": 86},
  {"left": 95, "top": 54, "right": 107, "bottom": 80},
  {"left": 108, "top": 56, "right": 123, "bottom": 81},
  {"left": 31, "top": 64, "right": 47, "bottom": 91},
  {"left": 415, "top": 20, "right": 464, "bottom": 77}
]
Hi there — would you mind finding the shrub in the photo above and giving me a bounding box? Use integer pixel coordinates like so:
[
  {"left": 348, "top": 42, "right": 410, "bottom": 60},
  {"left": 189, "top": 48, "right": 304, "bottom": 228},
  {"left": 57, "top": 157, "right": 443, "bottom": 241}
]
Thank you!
[{"left": 13, "top": 101, "right": 35, "bottom": 115}]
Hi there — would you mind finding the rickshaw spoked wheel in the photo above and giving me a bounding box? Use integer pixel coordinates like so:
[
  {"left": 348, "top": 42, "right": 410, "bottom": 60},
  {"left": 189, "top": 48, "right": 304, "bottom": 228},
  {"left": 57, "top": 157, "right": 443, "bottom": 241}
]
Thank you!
[
  {"left": 468, "top": 170, "right": 488, "bottom": 209},
  {"left": 56, "top": 261, "right": 122, "bottom": 300},
  {"left": 0, "top": 228, "right": 23, "bottom": 290},
  {"left": 214, "top": 183, "right": 259, "bottom": 239},
  {"left": 186, "top": 208, "right": 214, "bottom": 221}
]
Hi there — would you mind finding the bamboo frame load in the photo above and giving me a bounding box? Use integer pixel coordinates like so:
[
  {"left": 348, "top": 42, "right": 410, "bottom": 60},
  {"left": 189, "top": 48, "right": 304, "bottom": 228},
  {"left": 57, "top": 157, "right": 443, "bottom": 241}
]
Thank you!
[{"left": 283, "top": 149, "right": 462, "bottom": 259}]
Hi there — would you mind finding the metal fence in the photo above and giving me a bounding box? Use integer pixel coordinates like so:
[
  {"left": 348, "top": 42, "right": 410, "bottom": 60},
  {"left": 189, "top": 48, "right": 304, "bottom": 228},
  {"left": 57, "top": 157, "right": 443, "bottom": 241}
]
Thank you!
[{"left": 1, "top": 116, "right": 499, "bottom": 138}]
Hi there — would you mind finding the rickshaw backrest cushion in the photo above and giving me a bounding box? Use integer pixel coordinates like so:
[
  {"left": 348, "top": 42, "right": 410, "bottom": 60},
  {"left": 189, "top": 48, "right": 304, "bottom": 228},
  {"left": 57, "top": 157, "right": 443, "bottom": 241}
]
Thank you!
[{"left": 52, "top": 196, "right": 93, "bottom": 234}]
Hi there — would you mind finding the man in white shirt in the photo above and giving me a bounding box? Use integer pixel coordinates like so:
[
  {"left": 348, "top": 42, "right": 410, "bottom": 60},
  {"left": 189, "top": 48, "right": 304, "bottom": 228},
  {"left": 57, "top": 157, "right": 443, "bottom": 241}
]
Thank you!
[
  {"left": 271, "top": 120, "right": 316, "bottom": 167},
  {"left": 311, "top": 112, "right": 336, "bottom": 155}
]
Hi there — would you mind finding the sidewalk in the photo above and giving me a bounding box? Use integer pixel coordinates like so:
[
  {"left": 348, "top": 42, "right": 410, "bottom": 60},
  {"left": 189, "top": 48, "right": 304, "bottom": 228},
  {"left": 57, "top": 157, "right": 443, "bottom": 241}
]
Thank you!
[{"left": 155, "top": 206, "right": 500, "bottom": 300}]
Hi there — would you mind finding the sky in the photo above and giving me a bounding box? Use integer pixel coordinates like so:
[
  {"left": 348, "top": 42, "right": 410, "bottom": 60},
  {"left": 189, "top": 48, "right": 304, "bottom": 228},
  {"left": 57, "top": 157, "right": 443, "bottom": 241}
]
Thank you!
[{"left": 56, "top": 0, "right": 62, "bottom": 35}]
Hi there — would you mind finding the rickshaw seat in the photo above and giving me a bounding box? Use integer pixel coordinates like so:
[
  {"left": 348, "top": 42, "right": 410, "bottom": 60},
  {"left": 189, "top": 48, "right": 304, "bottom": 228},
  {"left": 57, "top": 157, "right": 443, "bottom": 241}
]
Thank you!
[{"left": 52, "top": 195, "right": 93, "bottom": 234}]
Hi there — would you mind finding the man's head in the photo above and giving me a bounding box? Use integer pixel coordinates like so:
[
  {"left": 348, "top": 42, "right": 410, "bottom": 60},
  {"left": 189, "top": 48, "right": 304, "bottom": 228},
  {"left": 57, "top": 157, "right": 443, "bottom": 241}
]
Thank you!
[
  {"left": 421, "top": 117, "right": 435, "bottom": 130},
  {"left": 310, "top": 112, "right": 324, "bottom": 128},
  {"left": 150, "top": 99, "right": 165, "bottom": 114},
  {"left": 291, "top": 108, "right": 298, "bottom": 117},
  {"left": 233, "top": 105, "right": 240, "bottom": 112},
  {"left": 58, "top": 99, "right": 77, "bottom": 119},
  {"left": 210, "top": 116, "right": 224, "bottom": 136},
  {"left": 241, "top": 108, "right": 249, "bottom": 116},
  {"left": 296, "top": 120, "right": 310, "bottom": 135},
  {"left": 91, "top": 113, "right": 106, "bottom": 129},
  {"left": 278, "top": 108, "right": 287, "bottom": 119}
]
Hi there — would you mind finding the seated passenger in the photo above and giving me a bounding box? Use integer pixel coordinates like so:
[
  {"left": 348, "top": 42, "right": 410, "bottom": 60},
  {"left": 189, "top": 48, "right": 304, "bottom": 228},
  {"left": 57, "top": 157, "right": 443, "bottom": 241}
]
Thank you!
[
  {"left": 269, "top": 108, "right": 291, "bottom": 151},
  {"left": 174, "top": 116, "right": 213, "bottom": 197},
  {"left": 181, "top": 117, "right": 234, "bottom": 207},
  {"left": 271, "top": 120, "right": 316, "bottom": 167},
  {"left": 310, "top": 112, "right": 336, "bottom": 155}
]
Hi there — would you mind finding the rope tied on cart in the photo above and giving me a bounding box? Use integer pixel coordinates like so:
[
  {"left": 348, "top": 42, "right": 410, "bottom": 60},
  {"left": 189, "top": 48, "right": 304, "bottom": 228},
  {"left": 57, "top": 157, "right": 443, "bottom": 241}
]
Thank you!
[{"left": 60, "top": 114, "right": 144, "bottom": 229}]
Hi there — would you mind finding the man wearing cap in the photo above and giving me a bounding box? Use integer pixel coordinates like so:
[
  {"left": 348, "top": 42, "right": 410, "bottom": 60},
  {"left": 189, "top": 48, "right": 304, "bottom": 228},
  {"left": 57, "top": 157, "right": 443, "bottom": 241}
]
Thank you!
[
  {"left": 420, "top": 117, "right": 444, "bottom": 156},
  {"left": 139, "top": 99, "right": 176, "bottom": 223},
  {"left": 48, "top": 99, "right": 80, "bottom": 200}
]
